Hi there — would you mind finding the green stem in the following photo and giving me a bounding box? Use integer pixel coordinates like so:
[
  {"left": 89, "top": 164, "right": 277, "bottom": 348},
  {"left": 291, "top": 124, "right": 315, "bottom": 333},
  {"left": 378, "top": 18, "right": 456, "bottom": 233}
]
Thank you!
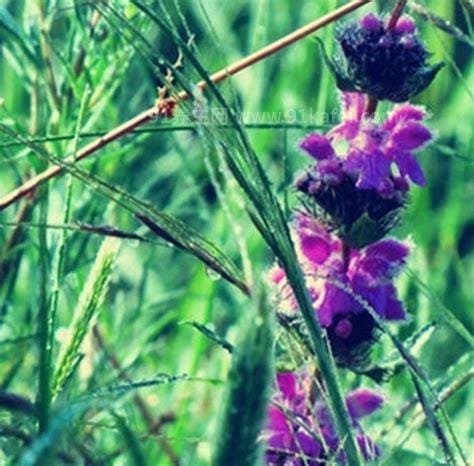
[
  {"left": 47, "top": 88, "right": 90, "bottom": 360},
  {"left": 282, "top": 258, "right": 362, "bottom": 466},
  {"left": 37, "top": 190, "right": 51, "bottom": 437}
]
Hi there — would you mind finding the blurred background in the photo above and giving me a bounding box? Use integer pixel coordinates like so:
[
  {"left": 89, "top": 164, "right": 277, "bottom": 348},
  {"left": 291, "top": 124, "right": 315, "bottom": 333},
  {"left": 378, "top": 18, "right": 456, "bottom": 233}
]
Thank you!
[{"left": 0, "top": 1, "right": 472, "bottom": 464}]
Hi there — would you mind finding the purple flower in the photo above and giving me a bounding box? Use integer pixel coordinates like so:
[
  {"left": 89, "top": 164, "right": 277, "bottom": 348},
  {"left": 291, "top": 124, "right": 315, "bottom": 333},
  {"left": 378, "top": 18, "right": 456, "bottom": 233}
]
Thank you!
[
  {"left": 268, "top": 214, "right": 410, "bottom": 363},
  {"left": 321, "top": 13, "right": 444, "bottom": 102},
  {"left": 264, "top": 371, "right": 383, "bottom": 465},
  {"left": 297, "top": 214, "right": 409, "bottom": 326},
  {"left": 299, "top": 92, "right": 432, "bottom": 195}
]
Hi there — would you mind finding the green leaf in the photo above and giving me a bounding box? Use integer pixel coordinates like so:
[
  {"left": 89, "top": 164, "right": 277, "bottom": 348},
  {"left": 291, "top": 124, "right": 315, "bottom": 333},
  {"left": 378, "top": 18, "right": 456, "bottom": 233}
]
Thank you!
[
  {"left": 315, "top": 37, "right": 355, "bottom": 92},
  {"left": 182, "top": 320, "right": 234, "bottom": 353}
]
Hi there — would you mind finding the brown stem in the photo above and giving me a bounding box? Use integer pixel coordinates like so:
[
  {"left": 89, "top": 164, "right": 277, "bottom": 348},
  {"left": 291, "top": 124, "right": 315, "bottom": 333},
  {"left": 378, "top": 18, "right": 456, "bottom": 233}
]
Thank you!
[
  {"left": 0, "top": 0, "right": 370, "bottom": 211},
  {"left": 364, "top": 94, "right": 378, "bottom": 118},
  {"left": 73, "top": 10, "right": 102, "bottom": 77},
  {"left": 387, "top": 0, "right": 408, "bottom": 31}
]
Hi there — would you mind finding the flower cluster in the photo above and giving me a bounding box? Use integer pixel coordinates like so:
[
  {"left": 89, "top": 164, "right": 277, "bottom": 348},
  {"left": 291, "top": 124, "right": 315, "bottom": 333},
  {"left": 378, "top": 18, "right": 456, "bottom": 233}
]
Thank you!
[
  {"left": 295, "top": 92, "right": 432, "bottom": 246},
  {"left": 321, "top": 13, "right": 444, "bottom": 102},
  {"left": 299, "top": 93, "right": 431, "bottom": 195},
  {"left": 265, "top": 371, "right": 383, "bottom": 465},
  {"left": 270, "top": 213, "right": 409, "bottom": 366},
  {"left": 264, "top": 9, "right": 439, "bottom": 464}
]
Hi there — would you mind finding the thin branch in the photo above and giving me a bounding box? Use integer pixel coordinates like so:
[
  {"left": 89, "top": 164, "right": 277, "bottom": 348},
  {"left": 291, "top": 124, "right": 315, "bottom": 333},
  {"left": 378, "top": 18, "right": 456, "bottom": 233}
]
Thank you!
[
  {"left": 0, "top": 0, "right": 371, "bottom": 211},
  {"left": 0, "top": 122, "right": 332, "bottom": 149},
  {"left": 387, "top": 0, "right": 408, "bottom": 30}
]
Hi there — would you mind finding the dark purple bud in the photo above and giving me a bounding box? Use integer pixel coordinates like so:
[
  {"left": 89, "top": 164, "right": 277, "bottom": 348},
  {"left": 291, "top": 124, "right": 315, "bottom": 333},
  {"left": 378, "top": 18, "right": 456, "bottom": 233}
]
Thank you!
[
  {"left": 332, "top": 13, "right": 442, "bottom": 102},
  {"left": 335, "top": 318, "right": 353, "bottom": 338},
  {"left": 360, "top": 13, "right": 384, "bottom": 32}
]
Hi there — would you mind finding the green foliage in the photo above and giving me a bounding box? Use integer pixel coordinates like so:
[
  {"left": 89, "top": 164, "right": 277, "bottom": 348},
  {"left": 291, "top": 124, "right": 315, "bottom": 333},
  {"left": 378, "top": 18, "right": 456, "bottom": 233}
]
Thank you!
[
  {"left": 53, "top": 236, "right": 120, "bottom": 397},
  {"left": 212, "top": 291, "right": 273, "bottom": 466},
  {"left": 0, "top": 1, "right": 472, "bottom": 465}
]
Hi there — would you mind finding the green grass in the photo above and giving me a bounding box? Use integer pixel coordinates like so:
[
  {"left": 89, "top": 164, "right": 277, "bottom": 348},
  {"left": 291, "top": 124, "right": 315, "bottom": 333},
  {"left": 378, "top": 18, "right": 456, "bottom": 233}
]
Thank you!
[{"left": 0, "top": 1, "right": 473, "bottom": 465}]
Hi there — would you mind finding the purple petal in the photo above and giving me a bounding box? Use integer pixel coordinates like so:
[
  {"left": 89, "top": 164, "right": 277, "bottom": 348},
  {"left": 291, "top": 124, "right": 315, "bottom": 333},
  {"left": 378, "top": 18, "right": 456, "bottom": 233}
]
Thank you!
[
  {"left": 267, "top": 406, "right": 290, "bottom": 434},
  {"left": 318, "top": 284, "right": 355, "bottom": 326},
  {"left": 344, "top": 149, "right": 391, "bottom": 192},
  {"left": 317, "top": 159, "right": 344, "bottom": 185},
  {"left": 394, "top": 15, "right": 416, "bottom": 34},
  {"left": 393, "top": 150, "right": 426, "bottom": 185},
  {"left": 295, "top": 215, "right": 340, "bottom": 264},
  {"left": 365, "top": 239, "right": 410, "bottom": 262},
  {"left": 300, "top": 133, "right": 335, "bottom": 160},
  {"left": 329, "top": 120, "right": 360, "bottom": 141},
  {"left": 318, "top": 297, "right": 336, "bottom": 327},
  {"left": 299, "top": 230, "right": 333, "bottom": 265},
  {"left": 276, "top": 372, "right": 297, "bottom": 400},
  {"left": 391, "top": 121, "right": 432, "bottom": 150},
  {"left": 266, "top": 407, "right": 295, "bottom": 463},
  {"left": 363, "top": 240, "right": 410, "bottom": 275},
  {"left": 384, "top": 104, "right": 426, "bottom": 131},
  {"left": 353, "top": 257, "right": 394, "bottom": 283},
  {"left": 294, "top": 431, "right": 322, "bottom": 463},
  {"left": 351, "top": 280, "right": 386, "bottom": 317},
  {"left": 346, "top": 389, "right": 384, "bottom": 419},
  {"left": 383, "top": 285, "right": 407, "bottom": 320}
]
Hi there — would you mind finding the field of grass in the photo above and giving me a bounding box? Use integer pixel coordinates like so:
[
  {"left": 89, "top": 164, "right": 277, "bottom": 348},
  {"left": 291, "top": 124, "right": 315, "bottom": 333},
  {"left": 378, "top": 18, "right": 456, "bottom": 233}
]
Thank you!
[{"left": 0, "top": 1, "right": 472, "bottom": 465}]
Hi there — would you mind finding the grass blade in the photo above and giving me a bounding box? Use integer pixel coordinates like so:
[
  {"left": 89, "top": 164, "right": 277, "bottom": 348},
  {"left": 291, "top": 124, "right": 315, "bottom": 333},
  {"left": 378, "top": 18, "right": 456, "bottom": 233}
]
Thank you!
[
  {"left": 407, "top": 268, "right": 474, "bottom": 347},
  {"left": 52, "top": 237, "right": 120, "bottom": 397},
  {"left": 0, "top": 124, "right": 249, "bottom": 295},
  {"left": 113, "top": 413, "right": 147, "bottom": 466},
  {"left": 212, "top": 290, "right": 273, "bottom": 466}
]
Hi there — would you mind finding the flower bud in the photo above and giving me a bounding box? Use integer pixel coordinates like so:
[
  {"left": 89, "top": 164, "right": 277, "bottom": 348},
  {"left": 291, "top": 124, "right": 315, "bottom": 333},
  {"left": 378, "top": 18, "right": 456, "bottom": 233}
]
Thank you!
[{"left": 319, "top": 14, "right": 444, "bottom": 102}]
